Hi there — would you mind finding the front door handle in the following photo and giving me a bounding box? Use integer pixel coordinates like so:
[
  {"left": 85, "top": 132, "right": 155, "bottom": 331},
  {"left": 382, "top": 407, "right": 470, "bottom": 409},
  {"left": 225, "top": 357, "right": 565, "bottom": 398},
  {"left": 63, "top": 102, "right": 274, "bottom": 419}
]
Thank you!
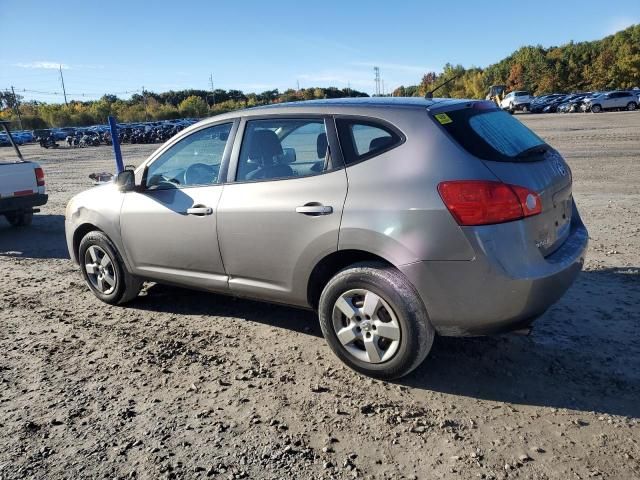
[
  {"left": 296, "top": 205, "right": 333, "bottom": 216},
  {"left": 186, "top": 205, "right": 213, "bottom": 216}
]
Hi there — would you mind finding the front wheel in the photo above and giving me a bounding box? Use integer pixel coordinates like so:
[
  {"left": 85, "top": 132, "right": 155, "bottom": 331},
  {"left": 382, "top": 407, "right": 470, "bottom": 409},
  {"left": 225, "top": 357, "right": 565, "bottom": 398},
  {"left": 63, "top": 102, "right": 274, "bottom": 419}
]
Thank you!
[
  {"left": 318, "top": 263, "right": 434, "bottom": 380},
  {"left": 78, "top": 231, "right": 142, "bottom": 305},
  {"left": 591, "top": 104, "right": 602, "bottom": 113},
  {"left": 627, "top": 102, "right": 637, "bottom": 111}
]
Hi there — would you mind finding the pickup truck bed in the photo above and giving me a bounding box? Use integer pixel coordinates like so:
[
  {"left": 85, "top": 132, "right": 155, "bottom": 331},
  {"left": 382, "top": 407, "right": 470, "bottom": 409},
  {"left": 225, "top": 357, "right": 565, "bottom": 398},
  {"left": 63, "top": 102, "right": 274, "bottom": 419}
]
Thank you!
[{"left": 0, "top": 161, "right": 48, "bottom": 226}]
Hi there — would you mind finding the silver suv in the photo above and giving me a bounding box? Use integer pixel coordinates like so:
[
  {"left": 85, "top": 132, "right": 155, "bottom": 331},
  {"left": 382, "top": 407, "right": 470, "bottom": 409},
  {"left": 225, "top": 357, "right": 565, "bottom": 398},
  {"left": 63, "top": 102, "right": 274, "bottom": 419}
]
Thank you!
[
  {"left": 65, "top": 98, "right": 588, "bottom": 379},
  {"left": 582, "top": 91, "right": 638, "bottom": 112}
]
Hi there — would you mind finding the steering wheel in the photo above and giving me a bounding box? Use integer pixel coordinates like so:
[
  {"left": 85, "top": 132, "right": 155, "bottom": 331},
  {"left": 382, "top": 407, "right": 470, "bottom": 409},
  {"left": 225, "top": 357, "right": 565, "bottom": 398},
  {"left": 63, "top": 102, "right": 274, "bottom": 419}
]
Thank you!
[
  {"left": 147, "top": 174, "right": 181, "bottom": 189},
  {"left": 184, "top": 163, "right": 218, "bottom": 185}
]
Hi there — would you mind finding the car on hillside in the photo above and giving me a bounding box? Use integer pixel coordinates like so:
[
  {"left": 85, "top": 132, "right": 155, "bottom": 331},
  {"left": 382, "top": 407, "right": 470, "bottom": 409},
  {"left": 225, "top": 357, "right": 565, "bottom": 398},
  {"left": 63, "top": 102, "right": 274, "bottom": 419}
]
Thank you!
[
  {"left": 65, "top": 97, "right": 588, "bottom": 379},
  {"left": 500, "top": 91, "right": 532, "bottom": 113},
  {"left": 582, "top": 91, "right": 638, "bottom": 112}
]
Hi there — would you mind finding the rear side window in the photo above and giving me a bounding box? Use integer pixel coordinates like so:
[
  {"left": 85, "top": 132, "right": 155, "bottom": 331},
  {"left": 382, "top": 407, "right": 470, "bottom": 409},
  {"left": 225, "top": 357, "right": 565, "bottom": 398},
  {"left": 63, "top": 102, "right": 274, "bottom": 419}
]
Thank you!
[
  {"left": 335, "top": 119, "right": 402, "bottom": 165},
  {"left": 435, "top": 107, "right": 547, "bottom": 162}
]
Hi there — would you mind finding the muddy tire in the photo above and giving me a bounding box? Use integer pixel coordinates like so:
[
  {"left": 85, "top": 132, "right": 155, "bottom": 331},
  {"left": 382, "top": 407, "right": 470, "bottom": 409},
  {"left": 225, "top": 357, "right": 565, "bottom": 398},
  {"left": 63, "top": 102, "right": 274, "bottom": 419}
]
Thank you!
[
  {"left": 318, "top": 262, "right": 434, "bottom": 380},
  {"left": 78, "top": 231, "right": 142, "bottom": 305}
]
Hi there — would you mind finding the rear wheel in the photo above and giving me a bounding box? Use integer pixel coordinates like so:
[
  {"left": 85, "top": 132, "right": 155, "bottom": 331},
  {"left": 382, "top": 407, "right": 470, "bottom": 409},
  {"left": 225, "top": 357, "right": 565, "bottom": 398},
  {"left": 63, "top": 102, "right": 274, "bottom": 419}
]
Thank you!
[
  {"left": 627, "top": 102, "right": 637, "bottom": 111},
  {"left": 591, "top": 104, "right": 602, "bottom": 113},
  {"left": 318, "top": 262, "right": 434, "bottom": 380},
  {"left": 78, "top": 231, "right": 141, "bottom": 305},
  {"left": 5, "top": 211, "right": 33, "bottom": 227}
]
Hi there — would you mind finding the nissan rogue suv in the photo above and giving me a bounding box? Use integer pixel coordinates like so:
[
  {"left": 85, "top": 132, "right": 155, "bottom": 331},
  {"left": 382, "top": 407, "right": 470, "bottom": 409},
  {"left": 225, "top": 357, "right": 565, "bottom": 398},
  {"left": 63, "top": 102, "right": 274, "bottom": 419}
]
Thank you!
[{"left": 65, "top": 97, "right": 588, "bottom": 379}]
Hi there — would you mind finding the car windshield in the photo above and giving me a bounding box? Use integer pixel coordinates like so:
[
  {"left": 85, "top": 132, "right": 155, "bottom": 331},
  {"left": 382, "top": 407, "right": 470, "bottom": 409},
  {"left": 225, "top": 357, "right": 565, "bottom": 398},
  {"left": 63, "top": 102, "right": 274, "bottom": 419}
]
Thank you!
[{"left": 435, "top": 106, "right": 547, "bottom": 161}]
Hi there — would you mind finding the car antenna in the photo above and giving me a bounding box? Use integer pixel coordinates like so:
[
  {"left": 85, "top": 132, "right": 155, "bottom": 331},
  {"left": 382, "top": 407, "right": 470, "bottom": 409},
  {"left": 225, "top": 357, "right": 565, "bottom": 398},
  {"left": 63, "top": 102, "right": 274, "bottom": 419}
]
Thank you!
[{"left": 424, "top": 74, "right": 461, "bottom": 99}]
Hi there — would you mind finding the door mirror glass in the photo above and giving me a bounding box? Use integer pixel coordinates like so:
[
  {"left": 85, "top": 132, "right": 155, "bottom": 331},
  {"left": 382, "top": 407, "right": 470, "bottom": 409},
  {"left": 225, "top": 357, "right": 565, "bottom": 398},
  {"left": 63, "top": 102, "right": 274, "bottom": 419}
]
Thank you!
[{"left": 115, "top": 169, "right": 135, "bottom": 192}]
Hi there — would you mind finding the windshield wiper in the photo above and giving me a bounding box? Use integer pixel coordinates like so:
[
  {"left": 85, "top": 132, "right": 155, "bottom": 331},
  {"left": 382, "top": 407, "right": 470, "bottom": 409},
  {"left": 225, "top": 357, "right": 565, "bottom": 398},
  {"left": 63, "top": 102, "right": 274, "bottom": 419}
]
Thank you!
[{"left": 515, "top": 144, "right": 549, "bottom": 159}]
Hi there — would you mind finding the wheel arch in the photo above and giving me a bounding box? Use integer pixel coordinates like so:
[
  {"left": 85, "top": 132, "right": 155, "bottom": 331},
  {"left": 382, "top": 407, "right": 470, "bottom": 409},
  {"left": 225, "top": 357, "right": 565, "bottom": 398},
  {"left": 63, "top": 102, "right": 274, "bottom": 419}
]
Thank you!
[
  {"left": 72, "top": 223, "right": 103, "bottom": 263},
  {"left": 307, "top": 249, "right": 396, "bottom": 310}
]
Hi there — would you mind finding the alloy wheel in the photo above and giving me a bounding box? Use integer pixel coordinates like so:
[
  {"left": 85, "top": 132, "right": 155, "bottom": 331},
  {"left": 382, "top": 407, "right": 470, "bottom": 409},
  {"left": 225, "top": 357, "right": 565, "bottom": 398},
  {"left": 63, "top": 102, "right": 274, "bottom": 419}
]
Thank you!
[
  {"left": 84, "top": 245, "right": 117, "bottom": 295},
  {"left": 332, "top": 289, "right": 401, "bottom": 364}
]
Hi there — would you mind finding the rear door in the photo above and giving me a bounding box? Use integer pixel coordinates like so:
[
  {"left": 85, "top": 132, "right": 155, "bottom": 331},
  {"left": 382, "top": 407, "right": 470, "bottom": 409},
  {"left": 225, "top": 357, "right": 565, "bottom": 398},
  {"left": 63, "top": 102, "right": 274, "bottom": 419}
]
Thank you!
[
  {"left": 217, "top": 116, "right": 347, "bottom": 307},
  {"left": 434, "top": 105, "right": 573, "bottom": 256}
]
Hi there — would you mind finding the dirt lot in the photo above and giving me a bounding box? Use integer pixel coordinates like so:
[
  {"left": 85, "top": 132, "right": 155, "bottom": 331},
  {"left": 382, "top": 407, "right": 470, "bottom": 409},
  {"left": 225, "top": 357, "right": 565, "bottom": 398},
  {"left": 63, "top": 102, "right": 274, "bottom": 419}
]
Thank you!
[{"left": 1, "top": 112, "right": 639, "bottom": 480}]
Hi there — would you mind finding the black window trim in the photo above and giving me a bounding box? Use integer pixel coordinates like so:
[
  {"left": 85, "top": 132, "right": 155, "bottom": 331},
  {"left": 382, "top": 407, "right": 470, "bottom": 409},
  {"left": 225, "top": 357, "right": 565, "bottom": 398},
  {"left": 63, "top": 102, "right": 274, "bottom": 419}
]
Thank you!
[
  {"left": 334, "top": 115, "right": 406, "bottom": 167},
  {"left": 224, "top": 114, "right": 344, "bottom": 185}
]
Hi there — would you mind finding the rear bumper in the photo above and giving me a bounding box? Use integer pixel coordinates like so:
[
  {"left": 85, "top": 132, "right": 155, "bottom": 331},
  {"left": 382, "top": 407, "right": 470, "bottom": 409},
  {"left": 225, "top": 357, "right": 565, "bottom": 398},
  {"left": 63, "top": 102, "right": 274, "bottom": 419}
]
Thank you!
[
  {"left": 0, "top": 193, "right": 48, "bottom": 214},
  {"left": 400, "top": 208, "right": 588, "bottom": 336}
]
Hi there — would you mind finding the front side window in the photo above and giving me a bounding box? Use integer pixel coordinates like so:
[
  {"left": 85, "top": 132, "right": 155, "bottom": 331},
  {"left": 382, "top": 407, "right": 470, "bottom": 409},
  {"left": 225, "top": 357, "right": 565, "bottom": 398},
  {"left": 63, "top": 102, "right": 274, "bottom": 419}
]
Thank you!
[
  {"left": 146, "top": 123, "right": 232, "bottom": 189},
  {"left": 335, "top": 119, "right": 402, "bottom": 165},
  {"left": 236, "top": 119, "right": 329, "bottom": 181}
]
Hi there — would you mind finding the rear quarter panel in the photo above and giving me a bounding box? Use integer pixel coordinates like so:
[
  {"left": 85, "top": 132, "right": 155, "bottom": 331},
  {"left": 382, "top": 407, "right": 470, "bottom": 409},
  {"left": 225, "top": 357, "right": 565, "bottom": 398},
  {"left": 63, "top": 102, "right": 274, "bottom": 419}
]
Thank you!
[{"left": 338, "top": 107, "right": 495, "bottom": 265}]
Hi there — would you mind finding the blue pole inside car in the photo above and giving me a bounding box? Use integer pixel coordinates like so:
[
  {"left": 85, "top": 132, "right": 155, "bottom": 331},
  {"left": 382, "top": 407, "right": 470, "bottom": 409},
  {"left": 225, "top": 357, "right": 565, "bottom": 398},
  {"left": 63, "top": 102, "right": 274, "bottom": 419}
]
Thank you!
[{"left": 108, "top": 116, "right": 124, "bottom": 173}]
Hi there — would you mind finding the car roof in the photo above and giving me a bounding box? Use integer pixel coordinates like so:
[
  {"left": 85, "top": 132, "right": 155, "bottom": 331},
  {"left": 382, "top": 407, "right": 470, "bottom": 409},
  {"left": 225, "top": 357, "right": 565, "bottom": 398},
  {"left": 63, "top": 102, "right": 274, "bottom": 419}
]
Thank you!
[{"left": 190, "top": 97, "right": 475, "bottom": 127}]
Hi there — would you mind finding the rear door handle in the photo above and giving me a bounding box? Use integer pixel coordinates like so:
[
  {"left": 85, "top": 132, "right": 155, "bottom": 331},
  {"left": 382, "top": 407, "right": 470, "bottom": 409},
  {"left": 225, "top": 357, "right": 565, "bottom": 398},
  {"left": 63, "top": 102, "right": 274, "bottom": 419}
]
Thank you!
[
  {"left": 186, "top": 206, "right": 213, "bottom": 216},
  {"left": 296, "top": 205, "right": 333, "bottom": 215}
]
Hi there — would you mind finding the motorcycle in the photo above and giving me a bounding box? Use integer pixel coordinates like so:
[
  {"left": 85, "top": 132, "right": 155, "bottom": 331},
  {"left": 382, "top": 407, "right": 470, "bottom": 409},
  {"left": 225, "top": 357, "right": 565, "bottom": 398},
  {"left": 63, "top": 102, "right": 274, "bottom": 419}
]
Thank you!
[{"left": 37, "top": 134, "right": 59, "bottom": 149}]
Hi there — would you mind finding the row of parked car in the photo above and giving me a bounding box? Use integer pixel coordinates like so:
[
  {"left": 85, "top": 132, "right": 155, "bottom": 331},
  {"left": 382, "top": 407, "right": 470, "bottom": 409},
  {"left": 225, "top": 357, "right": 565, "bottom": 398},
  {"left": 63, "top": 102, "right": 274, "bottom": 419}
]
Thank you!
[
  {"left": 0, "top": 118, "right": 198, "bottom": 148},
  {"left": 500, "top": 89, "right": 640, "bottom": 114}
]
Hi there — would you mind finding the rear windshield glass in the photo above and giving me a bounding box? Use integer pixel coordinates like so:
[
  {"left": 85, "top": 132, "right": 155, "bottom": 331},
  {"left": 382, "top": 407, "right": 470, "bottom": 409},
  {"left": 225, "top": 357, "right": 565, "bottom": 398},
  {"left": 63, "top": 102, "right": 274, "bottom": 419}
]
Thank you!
[{"left": 435, "top": 107, "right": 547, "bottom": 161}]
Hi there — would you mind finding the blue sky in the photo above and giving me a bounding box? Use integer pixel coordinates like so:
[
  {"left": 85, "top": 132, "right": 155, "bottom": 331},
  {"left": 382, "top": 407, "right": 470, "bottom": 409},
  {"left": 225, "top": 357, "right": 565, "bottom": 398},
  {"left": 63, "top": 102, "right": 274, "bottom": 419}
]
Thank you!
[{"left": 1, "top": 1, "right": 638, "bottom": 102}]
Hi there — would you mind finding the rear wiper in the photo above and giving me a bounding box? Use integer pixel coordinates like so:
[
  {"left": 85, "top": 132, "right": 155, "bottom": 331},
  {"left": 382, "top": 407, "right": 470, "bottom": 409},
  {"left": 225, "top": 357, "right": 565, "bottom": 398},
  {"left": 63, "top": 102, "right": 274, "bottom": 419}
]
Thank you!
[{"left": 515, "top": 144, "right": 549, "bottom": 159}]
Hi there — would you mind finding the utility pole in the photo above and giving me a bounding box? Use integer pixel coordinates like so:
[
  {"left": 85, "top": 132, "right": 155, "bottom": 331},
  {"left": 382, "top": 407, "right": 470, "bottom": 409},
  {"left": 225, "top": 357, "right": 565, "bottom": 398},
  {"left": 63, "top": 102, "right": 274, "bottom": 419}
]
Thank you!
[
  {"left": 10, "top": 86, "right": 23, "bottom": 130},
  {"left": 382, "top": 80, "right": 385, "bottom": 96},
  {"left": 59, "top": 65, "right": 68, "bottom": 106},
  {"left": 142, "top": 86, "right": 148, "bottom": 121},
  {"left": 209, "top": 74, "right": 215, "bottom": 109},
  {"left": 374, "top": 66, "right": 380, "bottom": 96},
  {"left": 296, "top": 79, "right": 300, "bottom": 91}
]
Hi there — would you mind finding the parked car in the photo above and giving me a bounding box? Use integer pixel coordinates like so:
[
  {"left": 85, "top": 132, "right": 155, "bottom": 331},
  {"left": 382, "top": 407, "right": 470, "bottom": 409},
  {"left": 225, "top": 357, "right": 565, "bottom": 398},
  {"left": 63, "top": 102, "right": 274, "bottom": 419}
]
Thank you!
[
  {"left": 500, "top": 90, "right": 532, "bottom": 113},
  {"left": 557, "top": 94, "right": 590, "bottom": 113},
  {"left": 65, "top": 98, "right": 588, "bottom": 379},
  {"left": 0, "top": 122, "right": 48, "bottom": 226},
  {"left": 542, "top": 95, "right": 569, "bottom": 113},
  {"left": 530, "top": 94, "right": 565, "bottom": 113},
  {"left": 582, "top": 91, "right": 638, "bottom": 112}
]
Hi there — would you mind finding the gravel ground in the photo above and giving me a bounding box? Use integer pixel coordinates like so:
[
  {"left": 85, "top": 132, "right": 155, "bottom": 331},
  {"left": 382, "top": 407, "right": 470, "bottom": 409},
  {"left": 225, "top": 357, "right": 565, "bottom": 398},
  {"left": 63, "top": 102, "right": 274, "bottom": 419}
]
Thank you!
[{"left": 0, "top": 111, "right": 639, "bottom": 480}]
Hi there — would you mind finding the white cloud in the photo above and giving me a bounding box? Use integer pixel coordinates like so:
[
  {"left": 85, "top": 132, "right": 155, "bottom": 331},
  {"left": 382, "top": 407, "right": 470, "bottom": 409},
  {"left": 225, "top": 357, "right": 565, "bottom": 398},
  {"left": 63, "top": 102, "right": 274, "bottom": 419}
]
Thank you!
[{"left": 15, "top": 61, "right": 70, "bottom": 70}]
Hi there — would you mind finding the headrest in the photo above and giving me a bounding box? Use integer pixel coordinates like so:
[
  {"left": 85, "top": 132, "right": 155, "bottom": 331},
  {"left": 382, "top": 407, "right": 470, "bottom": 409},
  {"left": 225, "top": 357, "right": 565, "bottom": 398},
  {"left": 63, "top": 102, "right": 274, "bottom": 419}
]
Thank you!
[
  {"left": 248, "top": 129, "right": 283, "bottom": 163},
  {"left": 369, "top": 136, "right": 394, "bottom": 152},
  {"left": 317, "top": 132, "right": 328, "bottom": 159}
]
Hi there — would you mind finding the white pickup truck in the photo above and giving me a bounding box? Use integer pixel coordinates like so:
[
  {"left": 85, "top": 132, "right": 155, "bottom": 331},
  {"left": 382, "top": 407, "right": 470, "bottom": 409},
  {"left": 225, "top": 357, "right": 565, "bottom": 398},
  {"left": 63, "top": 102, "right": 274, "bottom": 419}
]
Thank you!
[{"left": 0, "top": 122, "right": 48, "bottom": 227}]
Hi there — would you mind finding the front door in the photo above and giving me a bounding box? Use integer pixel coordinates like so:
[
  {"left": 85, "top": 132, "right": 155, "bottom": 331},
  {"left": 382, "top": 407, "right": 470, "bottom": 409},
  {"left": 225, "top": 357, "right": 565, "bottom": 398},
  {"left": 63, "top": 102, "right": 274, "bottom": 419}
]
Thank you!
[
  {"left": 120, "top": 122, "right": 234, "bottom": 292},
  {"left": 217, "top": 117, "right": 348, "bottom": 306}
]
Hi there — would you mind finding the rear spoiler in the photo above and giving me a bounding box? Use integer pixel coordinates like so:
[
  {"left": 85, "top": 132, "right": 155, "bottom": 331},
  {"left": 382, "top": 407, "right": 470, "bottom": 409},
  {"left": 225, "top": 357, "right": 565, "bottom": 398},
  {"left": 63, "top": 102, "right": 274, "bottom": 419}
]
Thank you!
[{"left": 1, "top": 121, "right": 25, "bottom": 163}]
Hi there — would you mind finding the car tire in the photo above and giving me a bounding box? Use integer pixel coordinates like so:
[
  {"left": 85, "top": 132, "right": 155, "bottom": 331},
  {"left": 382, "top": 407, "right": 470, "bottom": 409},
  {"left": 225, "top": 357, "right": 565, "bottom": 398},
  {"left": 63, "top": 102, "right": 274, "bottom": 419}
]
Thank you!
[
  {"left": 318, "top": 262, "right": 435, "bottom": 380},
  {"left": 627, "top": 102, "right": 637, "bottom": 111},
  {"left": 522, "top": 104, "right": 529, "bottom": 113},
  {"left": 5, "top": 211, "right": 33, "bottom": 227},
  {"left": 591, "top": 104, "right": 602, "bottom": 113},
  {"left": 78, "top": 231, "right": 142, "bottom": 305}
]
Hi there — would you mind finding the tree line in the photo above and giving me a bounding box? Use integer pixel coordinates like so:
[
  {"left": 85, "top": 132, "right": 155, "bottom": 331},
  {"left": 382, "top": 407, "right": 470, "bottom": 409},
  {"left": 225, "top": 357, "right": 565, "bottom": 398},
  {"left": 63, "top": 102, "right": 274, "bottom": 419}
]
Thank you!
[
  {"left": 395, "top": 24, "right": 639, "bottom": 99},
  {"left": 1, "top": 24, "right": 638, "bottom": 129},
  {"left": 0, "top": 87, "right": 368, "bottom": 129}
]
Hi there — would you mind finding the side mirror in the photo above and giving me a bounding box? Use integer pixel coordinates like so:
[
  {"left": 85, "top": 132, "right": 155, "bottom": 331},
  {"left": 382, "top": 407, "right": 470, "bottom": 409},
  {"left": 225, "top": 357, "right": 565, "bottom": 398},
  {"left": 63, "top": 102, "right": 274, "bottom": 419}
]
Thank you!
[{"left": 115, "top": 169, "right": 136, "bottom": 192}]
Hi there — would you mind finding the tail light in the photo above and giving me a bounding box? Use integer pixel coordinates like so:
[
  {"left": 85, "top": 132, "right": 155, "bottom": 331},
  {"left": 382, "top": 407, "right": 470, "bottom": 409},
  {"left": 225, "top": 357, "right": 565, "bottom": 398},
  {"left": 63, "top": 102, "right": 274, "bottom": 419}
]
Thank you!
[
  {"left": 437, "top": 180, "right": 541, "bottom": 226},
  {"left": 34, "top": 167, "right": 45, "bottom": 187}
]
